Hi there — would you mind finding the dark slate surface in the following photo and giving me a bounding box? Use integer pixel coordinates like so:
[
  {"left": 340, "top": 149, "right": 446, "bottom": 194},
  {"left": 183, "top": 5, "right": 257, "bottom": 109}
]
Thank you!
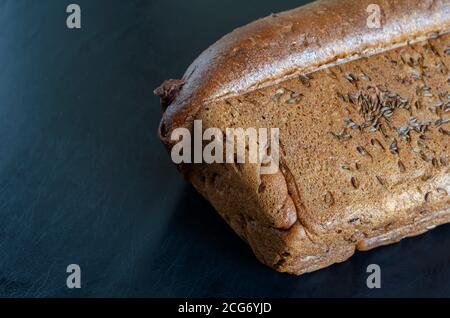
[{"left": 0, "top": 0, "right": 449, "bottom": 297}]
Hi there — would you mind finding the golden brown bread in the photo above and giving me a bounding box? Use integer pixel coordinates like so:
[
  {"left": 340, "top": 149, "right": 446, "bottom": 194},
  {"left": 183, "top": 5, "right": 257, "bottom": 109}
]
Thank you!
[{"left": 155, "top": 0, "right": 450, "bottom": 275}]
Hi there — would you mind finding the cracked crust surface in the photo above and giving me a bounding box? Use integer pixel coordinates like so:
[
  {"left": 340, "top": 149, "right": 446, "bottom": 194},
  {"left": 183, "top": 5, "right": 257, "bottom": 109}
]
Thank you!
[{"left": 156, "top": 0, "right": 450, "bottom": 275}]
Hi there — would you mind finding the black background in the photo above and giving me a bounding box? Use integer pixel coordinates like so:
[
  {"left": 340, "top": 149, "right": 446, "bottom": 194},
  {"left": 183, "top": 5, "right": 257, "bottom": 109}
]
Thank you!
[{"left": 0, "top": 0, "right": 449, "bottom": 297}]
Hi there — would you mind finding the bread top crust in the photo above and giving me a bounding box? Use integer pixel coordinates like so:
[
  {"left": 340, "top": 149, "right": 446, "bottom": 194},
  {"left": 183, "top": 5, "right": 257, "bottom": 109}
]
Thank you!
[{"left": 157, "top": 0, "right": 450, "bottom": 143}]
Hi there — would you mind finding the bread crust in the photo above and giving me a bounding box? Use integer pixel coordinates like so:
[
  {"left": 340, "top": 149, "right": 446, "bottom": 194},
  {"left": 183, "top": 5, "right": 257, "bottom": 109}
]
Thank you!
[
  {"left": 156, "top": 0, "right": 450, "bottom": 275},
  {"left": 158, "top": 0, "right": 450, "bottom": 142}
]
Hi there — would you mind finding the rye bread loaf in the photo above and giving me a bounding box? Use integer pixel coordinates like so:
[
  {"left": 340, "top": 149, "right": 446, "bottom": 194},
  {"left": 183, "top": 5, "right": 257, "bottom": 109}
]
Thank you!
[{"left": 155, "top": 0, "right": 450, "bottom": 275}]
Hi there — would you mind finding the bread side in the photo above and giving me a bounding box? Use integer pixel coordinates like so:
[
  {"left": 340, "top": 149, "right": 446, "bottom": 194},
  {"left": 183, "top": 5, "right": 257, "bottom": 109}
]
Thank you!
[
  {"left": 156, "top": 0, "right": 450, "bottom": 274},
  {"left": 187, "top": 33, "right": 450, "bottom": 275}
]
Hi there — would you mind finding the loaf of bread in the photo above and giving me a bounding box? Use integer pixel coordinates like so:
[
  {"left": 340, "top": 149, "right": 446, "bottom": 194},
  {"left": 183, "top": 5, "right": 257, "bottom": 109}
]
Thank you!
[{"left": 155, "top": 0, "right": 450, "bottom": 275}]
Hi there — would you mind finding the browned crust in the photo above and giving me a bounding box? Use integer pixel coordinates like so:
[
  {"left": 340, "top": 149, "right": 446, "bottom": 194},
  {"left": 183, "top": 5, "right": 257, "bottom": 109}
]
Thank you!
[
  {"left": 155, "top": 0, "right": 450, "bottom": 275},
  {"left": 159, "top": 0, "right": 450, "bottom": 144}
]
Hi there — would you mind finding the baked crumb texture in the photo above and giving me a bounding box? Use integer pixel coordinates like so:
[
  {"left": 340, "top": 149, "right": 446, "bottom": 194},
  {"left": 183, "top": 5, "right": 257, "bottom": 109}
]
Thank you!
[{"left": 187, "top": 34, "right": 450, "bottom": 275}]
